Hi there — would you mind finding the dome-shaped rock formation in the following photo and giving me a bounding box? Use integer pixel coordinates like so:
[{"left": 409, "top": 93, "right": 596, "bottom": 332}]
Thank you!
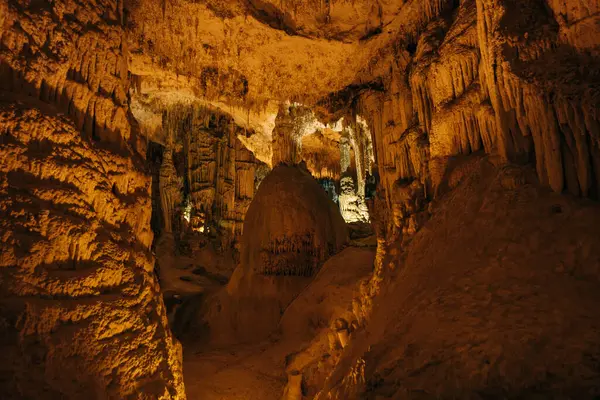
[
  {"left": 194, "top": 165, "right": 348, "bottom": 344},
  {"left": 241, "top": 164, "right": 348, "bottom": 277}
]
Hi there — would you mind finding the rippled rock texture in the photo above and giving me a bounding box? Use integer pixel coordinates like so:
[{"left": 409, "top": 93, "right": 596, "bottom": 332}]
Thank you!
[
  {"left": 354, "top": 0, "right": 600, "bottom": 229},
  {"left": 2, "top": 0, "right": 600, "bottom": 397},
  {"left": 0, "top": 0, "right": 185, "bottom": 397},
  {"left": 0, "top": 95, "right": 185, "bottom": 399}
]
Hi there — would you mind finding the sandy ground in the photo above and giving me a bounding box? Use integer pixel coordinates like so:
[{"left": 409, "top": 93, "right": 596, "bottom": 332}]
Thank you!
[
  {"left": 183, "top": 341, "right": 290, "bottom": 400},
  {"left": 181, "top": 246, "right": 376, "bottom": 399}
]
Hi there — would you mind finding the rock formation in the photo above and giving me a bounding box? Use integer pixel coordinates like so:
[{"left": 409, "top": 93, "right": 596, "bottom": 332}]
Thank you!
[
  {"left": 154, "top": 105, "right": 261, "bottom": 249},
  {"left": 0, "top": 0, "right": 139, "bottom": 151},
  {"left": 0, "top": 96, "right": 185, "bottom": 398},
  {"left": 354, "top": 0, "right": 600, "bottom": 227},
  {"left": 196, "top": 165, "right": 348, "bottom": 344},
  {"left": 316, "top": 157, "right": 600, "bottom": 399},
  {"left": 0, "top": 0, "right": 185, "bottom": 397},
  {"left": 338, "top": 129, "right": 370, "bottom": 223},
  {"left": 159, "top": 148, "right": 182, "bottom": 234},
  {"left": 272, "top": 103, "right": 326, "bottom": 166},
  {"left": 3, "top": 0, "right": 600, "bottom": 397},
  {"left": 241, "top": 165, "right": 347, "bottom": 277}
]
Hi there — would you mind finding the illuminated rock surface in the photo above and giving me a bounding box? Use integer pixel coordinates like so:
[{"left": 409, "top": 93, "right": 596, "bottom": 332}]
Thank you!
[
  {"left": 0, "top": 0, "right": 185, "bottom": 397},
  {"left": 0, "top": 95, "right": 185, "bottom": 398},
  {"left": 1, "top": 0, "right": 600, "bottom": 398},
  {"left": 315, "top": 157, "right": 600, "bottom": 399},
  {"left": 183, "top": 165, "right": 348, "bottom": 345}
]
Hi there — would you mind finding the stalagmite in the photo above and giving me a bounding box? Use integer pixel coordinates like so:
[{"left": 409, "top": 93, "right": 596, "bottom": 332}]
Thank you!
[
  {"left": 282, "top": 371, "right": 303, "bottom": 400},
  {"left": 197, "top": 165, "right": 348, "bottom": 344},
  {"left": 338, "top": 122, "right": 371, "bottom": 223},
  {"left": 243, "top": 165, "right": 347, "bottom": 276}
]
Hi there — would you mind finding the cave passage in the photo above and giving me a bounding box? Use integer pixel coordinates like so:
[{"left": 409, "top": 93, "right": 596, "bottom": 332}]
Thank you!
[{"left": 1, "top": 0, "right": 600, "bottom": 399}]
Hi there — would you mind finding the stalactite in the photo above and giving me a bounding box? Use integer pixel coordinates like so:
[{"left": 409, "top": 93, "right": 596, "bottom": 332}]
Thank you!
[
  {"left": 476, "top": 0, "right": 600, "bottom": 196},
  {"left": 162, "top": 104, "right": 259, "bottom": 246},
  {"left": 272, "top": 103, "right": 325, "bottom": 167},
  {"left": 410, "top": 68, "right": 435, "bottom": 133},
  {"left": 350, "top": 0, "right": 593, "bottom": 252},
  {"left": 0, "top": 6, "right": 135, "bottom": 152},
  {"left": 340, "top": 134, "right": 351, "bottom": 173}
]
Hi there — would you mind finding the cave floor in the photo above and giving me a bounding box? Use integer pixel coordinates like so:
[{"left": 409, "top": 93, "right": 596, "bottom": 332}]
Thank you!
[
  {"left": 179, "top": 245, "right": 377, "bottom": 399},
  {"left": 183, "top": 340, "right": 292, "bottom": 400}
]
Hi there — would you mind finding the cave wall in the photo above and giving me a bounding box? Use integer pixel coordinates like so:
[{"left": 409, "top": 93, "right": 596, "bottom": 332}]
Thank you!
[
  {"left": 354, "top": 0, "right": 600, "bottom": 237},
  {"left": 271, "top": 103, "right": 376, "bottom": 223},
  {"left": 337, "top": 117, "right": 374, "bottom": 223},
  {"left": 0, "top": 0, "right": 146, "bottom": 153},
  {"left": 0, "top": 0, "right": 185, "bottom": 397},
  {"left": 304, "top": 2, "right": 600, "bottom": 395},
  {"left": 184, "top": 108, "right": 258, "bottom": 247},
  {"left": 160, "top": 105, "right": 259, "bottom": 248},
  {"left": 1, "top": 0, "right": 599, "bottom": 395}
]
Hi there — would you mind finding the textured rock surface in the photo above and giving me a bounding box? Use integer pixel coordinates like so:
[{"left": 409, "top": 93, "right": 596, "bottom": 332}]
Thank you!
[
  {"left": 0, "top": 0, "right": 186, "bottom": 397},
  {"left": 159, "top": 148, "right": 182, "bottom": 234},
  {"left": 156, "top": 105, "right": 261, "bottom": 248},
  {"left": 181, "top": 246, "right": 375, "bottom": 400},
  {"left": 3, "top": 0, "right": 600, "bottom": 397},
  {"left": 0, "top": 0, "right": 141, "bottom": 152},
  {"left": 186, "top": 165, "right": 348, "bottom": 345},
  {"left": 315, "top": 158, "right": 600, "bottom": 399},
  {"left": 354, "top": 0, "right": 600, "bottom": 219},
  {"left": 0, "top": 95, "right": 184, "bottom": 399},
  {"left": 240, "top": 165, "right": 347, "bottom": 277},
  {"left": 124, "top": 0, "right": 599, "bottom": 208}
]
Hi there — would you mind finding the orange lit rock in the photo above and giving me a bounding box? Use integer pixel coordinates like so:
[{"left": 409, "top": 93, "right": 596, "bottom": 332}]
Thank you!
[
  {"left": 160, "top": 104, "right": 260, "bottom": 247},
  {"left": 159, "top": 148, "right": 183, "bottom": 234},
  {"left": 3, "top": 0, "right": 600, "bottom": 397},
  {"left": 316, "top": 157, "right": 600, "bottom": 399},
  {"left": 0, "top": 0, "right": 185, "bottom": 396},
  {"left": 241, "top": 165, "right": 347, "bottom": 277},
  {"left": 0, "top": 95, "right": 185, "bottom": 398},
  {"left": 198, "top": 165, "right": 348, "bottom": 344}
]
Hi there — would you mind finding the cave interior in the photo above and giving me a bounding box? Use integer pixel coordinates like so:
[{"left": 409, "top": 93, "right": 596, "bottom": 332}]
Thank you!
[{"left": 1, "top": 0, "right": 600, "bottom": 399}]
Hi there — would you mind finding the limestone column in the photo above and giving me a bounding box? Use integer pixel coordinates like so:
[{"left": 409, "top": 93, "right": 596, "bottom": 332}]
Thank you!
[
  {"left": 340, "top": 134, "right": 351, "bottom": 173},
  {"left": 271, "top": 103, "right": 319, "bottom": 167},
  {"left": 272, "top": 103, "right": 301, "bottom": 166},
  {"left": 338, "top": 127, "right": 369, "bottom": 223},
  {"left": 159, "top": 149, "right": 182, "bottom": 233}
]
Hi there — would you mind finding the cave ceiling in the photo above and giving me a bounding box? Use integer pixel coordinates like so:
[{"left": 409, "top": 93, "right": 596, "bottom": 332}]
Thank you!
[{"left": 125, "top": 0, "right": 419, "bottom": 163}]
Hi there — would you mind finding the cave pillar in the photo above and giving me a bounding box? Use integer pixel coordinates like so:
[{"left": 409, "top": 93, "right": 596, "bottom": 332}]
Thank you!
[
  {"left": 340, "top": 134, "right": 351, "bottom": 173},
  {"left": 159, "top": 148, "right": 182, "bottom": 233},
  {"left": 338, "top": 127, "right": 370, "bottom": 223},
  {"left": 0, "top": 0, "right": 186, "bottom": 391},
  {"left": 350, "top": 126, "right": 366, "bottom": 199},
  {"left": 272, "top": 103, "right": 302, "bottom": 166}
]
